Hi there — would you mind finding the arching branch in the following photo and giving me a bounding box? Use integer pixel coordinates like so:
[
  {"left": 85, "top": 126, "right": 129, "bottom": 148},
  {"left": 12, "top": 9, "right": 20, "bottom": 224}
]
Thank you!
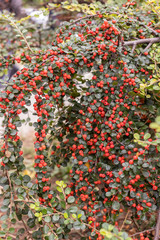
[{"left": 69, "top": 14, "right": 98, "bottom": 26}]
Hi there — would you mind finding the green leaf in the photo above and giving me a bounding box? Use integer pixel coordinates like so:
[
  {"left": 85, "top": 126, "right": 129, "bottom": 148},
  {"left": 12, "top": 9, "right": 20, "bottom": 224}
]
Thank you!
[
  {"left": 60, "top": 200, "right": 66, "bottom": 209},
  {"left": 0, "top": 215, "right": 8, "bottom": 221},
  {"left": 44, "top": 216, "right": 51, "bottom": 223},
  {"left": 153, "top": 85, "right": 160, "bottom": 90},
  {"left": 27, "top": 218, "right": 35, "bottom": 228},
  {"left": 3, "top": 198, "right": 10, "bottom": 206},
  {"left": 56, "top": 186, "right": 62, "bottom": 192},
  {"left": 56, "top": 227, "right": 63, "bottom": 234},
  {"left": 64, "top": 219, "right": 71, "bottom": 225},
  {"left": 14, "top": 179, "right": 21, "bottom": 185},
  {"left": 8, "top": 93, "right": 14, "bottom": 100},
  {"left": 144, "top": 133, "right": 151, "bottom": 140},
  {"left": 78, "top": 214, "right": 82, "bottom": 218},
  {"left": 156, "top": 116, "right": 160, "bottom": 124},
  {"left": 23, "top": 175, "right": 31, "bottom": 182},
  {"left": 56, "top": 180, "right": 61, "bottom": 186},
  {"left": 150, "top": 122, "right": 159, "bottom": 129},
  {"left": 100, "top": 229, "right": 112, "bottom": 238},
  {"left": 49, "top": 234, "right": 55, "bottom": 240},
  {"left": 108, "top": 224, "right": 114, "bottom": 231},
  {"left": 134, "top": 133, "right": 140, "bottom": 140},
  {"left": 52, "top": 214, "right": 59, "bottom": 222},
  {"left": 105, "top": 191, "right": 112, "bottom": 197},
  {"left": 30, "top": 204, "right": 35, "bottom": 209},
  {"left": 9, "top": 228, "right": 15, "bottom": 233},
  {"left": 38, "top": 216, "right": 42, "bottom": 222},
  {"left": 69, "top": 206, "right": 78, "bottom": 213},
  {"left": 62, "top": 183, "right": 67, "bottom": 188},
  {"left": 65, "top": 187, "right": 71, "bottom": 195},
  {"left": 0, "top": 231, "right": 5, "bottom": 237},
  {"left": 41, "top": 209, "right": 47, "bottom": 215},
  {"left": 43, "top": 225, "right": 49, "bottom": 234},
  {"left": 142, "top": 171, "right": 149, "bottom": 178},
  {"left": 67, "top": 196, "right": 75, "bottom": 204},
  {"left": 59, "top": 193, "right": 65, "bottom": 200},
  {"left": 112, "top": 201, "right": 120, "bottom": 210},
  {"left": 35, "top": 202, "right": 40, "bottom": 207}
]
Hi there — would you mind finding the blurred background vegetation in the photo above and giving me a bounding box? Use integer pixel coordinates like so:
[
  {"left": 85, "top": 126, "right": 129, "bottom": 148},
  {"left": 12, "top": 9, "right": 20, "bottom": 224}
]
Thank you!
[
  {"left": 0, "top": 0, "right": 147, "bottom": 11},
  {"left": 21, "top": 0, "right": 146, "bottom": 7}
]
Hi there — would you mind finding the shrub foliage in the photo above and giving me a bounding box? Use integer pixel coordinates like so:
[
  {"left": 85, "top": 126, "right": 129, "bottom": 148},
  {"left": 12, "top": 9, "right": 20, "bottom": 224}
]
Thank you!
[{"left": 0, "top": 1, "right": 160, "bottom": 239}]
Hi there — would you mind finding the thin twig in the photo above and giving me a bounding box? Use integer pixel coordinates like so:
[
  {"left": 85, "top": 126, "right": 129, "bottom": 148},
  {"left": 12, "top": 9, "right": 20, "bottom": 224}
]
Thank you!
[
  {"left": 139, "top": 41, "right": 153, "bottom": 57},
  {"left": 6, "top": 234, "right": 17, "bottom": 239},
  {"left": 4, "top": 16, "right": 33, "bottom": 53},
  {"left": 120, "top": 209, "right": 130, "bottom": 231},
  {"left": 142, "top": 24, "right": 159, "bottom": 36},
  {"left": 70, "top": 230, "right": 84, "bottom": 238},
  {"left": 116, "top": 139, "right": 125, "bottom": 146},
  {"left": 38, "top": 30, "right": 42, "bottom": 48},
  {"left": 133, "top": 217, "right": 140, "bottom": 230},
  {"left": 45, "top": 223, "right": 58, "bottom": 239},
  {"left": 143, "top": 42, "right": 153, "bottom": 52},
  {"left": 6, "top": 170, "right": 13, "bottom": 210},
  {"left": 21, "top": 218, "right": 34, "bottom": 240},
  {"left": 153, "top": 93, "right": 160, "bottom": 103},
  {"left": 131, "top": 227, "right": 155, "bottom": 237},
  {"left": 131, "top": 43, "right": 136, "bottom": 53}
]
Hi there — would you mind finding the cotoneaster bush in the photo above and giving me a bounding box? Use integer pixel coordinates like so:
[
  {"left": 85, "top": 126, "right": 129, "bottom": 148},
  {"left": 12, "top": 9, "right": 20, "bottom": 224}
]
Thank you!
[{"left": 0, "top": 1, "right": 160, "bottom": 239}]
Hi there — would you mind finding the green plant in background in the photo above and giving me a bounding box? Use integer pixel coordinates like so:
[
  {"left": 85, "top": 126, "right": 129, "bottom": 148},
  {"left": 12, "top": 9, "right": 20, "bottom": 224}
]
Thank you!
[{"left": 134, "top": 38, "right": 160, "bottom": 148}]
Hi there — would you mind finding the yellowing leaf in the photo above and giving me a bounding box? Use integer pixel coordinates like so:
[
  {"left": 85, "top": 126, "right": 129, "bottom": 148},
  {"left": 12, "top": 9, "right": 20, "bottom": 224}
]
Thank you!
[
  {"left": 85, "top": 161, "right": 90, "bottom": 169},
  {"left": 22, "top": 169, "right": 35, "bottom": 179},
  {"left": 64, "top": 212, "right": 68, "bottom": 219},
  {"left": 100, "top": 229, "right": 113, "bottom": 238}
]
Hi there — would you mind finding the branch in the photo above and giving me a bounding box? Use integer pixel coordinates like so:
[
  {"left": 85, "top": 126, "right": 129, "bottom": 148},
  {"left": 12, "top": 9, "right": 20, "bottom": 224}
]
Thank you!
[
  {"left": 69, "top": 14, "right": 98, "bottom": 26},
  {"left": 124, "top": 37, "right": 160, "bottom": 46},
  {"left": 154, "top": 208, "right": 160, "bottom": 240}
]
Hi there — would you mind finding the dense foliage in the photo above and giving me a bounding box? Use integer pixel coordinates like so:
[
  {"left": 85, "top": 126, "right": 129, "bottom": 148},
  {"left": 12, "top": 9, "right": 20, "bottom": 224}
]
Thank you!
[{"left": 1, "top": 1, "right": 160, "bottom": 239}]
